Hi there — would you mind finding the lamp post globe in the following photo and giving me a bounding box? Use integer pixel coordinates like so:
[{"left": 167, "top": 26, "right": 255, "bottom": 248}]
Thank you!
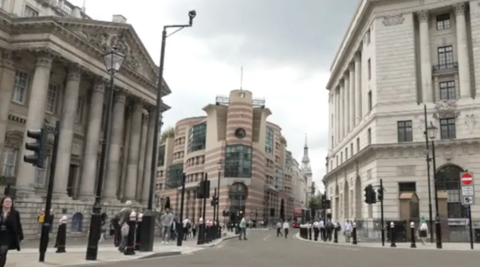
[
  {"left": 188, "top": 10, "right": 196, "bottom": 25},
  {"left": 103, "top": 46, "right": 125, "bottom": 74},
  {"left": 427, "top": 122, "right": 438, "bottom": 140}
]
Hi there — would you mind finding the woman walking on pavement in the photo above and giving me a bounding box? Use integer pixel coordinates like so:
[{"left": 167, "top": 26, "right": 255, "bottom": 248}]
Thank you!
[
  {"left": 418, "top": 217, "right": 428, "bottom": 245},
  {"left": 0, "top": 196, "right": 24, "bottom": 267}
]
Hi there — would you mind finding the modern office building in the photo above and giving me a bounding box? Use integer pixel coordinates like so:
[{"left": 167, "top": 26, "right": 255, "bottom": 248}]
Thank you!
[
  {"left": 0, "top": 0, "right": 168, "bottom": 239},
  {"left": 324, "top": 0, "right": 480, "bottom": 232},
  {"left": 155, "top": 89, "right": 308, "bottom": 223}
]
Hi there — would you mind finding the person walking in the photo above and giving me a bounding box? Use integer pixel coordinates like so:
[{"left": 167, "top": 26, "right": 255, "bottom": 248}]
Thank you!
[
  {"left": 238, "top": 216, "right": 247, "bottom": 240},
  {"left": 418, "top": 218, "right": 428, "bottom": 245},
  {"left": 276, "top": 220, "right": 283, "bottom": 237},
  {"left": 160, "top": 209, "right": 174, "bottom": 244},
  {"left": 0, "top": 196, "right": 24, "bottom": 267},
  {"left": 282, "top": 220, "right": 290, "bottom": 239}
]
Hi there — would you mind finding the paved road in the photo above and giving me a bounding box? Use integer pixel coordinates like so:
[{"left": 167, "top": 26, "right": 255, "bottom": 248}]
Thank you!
[{"left": 79, "top": 230, "right": 480, "bottom": 267}]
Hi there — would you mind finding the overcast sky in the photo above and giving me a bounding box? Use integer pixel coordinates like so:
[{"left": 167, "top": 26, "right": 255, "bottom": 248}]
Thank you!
[{"left": 71, "top": 0, "right": 358, "bottom": 191}]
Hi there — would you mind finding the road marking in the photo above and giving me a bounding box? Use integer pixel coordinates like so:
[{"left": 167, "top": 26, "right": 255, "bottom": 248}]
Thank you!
[{"left": 263, "top": 234, "right": 271, "bottom": 241}]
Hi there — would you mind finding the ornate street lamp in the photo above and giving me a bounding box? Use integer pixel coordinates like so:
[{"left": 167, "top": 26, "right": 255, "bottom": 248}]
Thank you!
[
  {"left": 86, "top": 47, "right": 125, "bottom": 261},
  {"left": 427, "top": 121, "right": 442, "bottom": 249}
]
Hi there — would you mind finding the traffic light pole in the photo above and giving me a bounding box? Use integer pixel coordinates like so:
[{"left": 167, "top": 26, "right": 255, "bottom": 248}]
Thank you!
[
  {"left": 176, "top": 173, "right": 186, "bottom": 246},
  {"left": 39, "top": 121, "right": 60, "bottom": 262},
  {"left": 380, "top": 179, "right": 385, "bottom": 247}
]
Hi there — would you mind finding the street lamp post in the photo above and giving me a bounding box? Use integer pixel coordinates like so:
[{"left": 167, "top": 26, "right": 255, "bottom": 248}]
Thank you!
[
  {"left": 140, "top": 10, "right": 196, "bottom": 252},
  {"left": 423, "top": 105, "right": 434, "bottom": 243},
  {"left": 216, "top": 160, "right": 222, "bottom": 224},
  {"left": 427, "top": 121, "right": 442, "bottom": 249},
  {"left": 86, "top": 47, "right": 125, "bottom": 261}
]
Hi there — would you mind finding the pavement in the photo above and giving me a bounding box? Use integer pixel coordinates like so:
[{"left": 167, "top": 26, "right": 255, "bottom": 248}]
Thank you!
[
  {"left": 37, "top": 229, "right": 480, "bottom": 267},
  {"left": 6, "top": 232, "right": 237, "bottom": 267},
  {"left": 296, "top": 233, "right": 480, "bottom": 251}
]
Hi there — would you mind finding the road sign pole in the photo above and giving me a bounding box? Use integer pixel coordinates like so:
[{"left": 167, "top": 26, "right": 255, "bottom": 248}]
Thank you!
[
  {"left": 380, "top": 179, "right": 385, "bottom": 247},
  {"left": 468, "top": 205, "right": 474, "bottom": 250}
]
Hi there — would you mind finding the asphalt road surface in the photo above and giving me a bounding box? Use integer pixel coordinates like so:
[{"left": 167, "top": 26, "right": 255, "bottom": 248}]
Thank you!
[{"left": 83, "top": 230, "right": 480, "bottom": 267}]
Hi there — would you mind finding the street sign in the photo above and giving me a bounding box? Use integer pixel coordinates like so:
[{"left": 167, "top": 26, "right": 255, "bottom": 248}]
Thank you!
[{"left": 460, "top": 172, "right": 475, "bottom": 206}]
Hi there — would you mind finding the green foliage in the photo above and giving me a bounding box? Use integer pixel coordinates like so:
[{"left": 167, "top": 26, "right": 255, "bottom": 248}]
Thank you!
[
  {"left": 160, "top": 127, "right": 175, "bottom": 144},
  {"left": 280, "top": 135, "right": 287, "bottom": 146},
  {"left": 308, "top": 194, "right": 322, "bottom": 211}
]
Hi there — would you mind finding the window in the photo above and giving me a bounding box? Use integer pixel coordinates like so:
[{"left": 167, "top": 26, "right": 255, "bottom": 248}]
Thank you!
[
  {"left": 367, "top": 59, "right": 371, "bottom": 80},
  {"left": 1, "top": 148, "right": 17, "bottom": 177},
  {"left": 399, "top": 182, "right": 416, "bottom": 193},
  {"left": 368, "top": 90, "right": 372, "bottom": 111},
  {"left": 188, "top": 123, "right": 207, "bottom": 152},
  {"left": 46, "top": 84, "right": 58, "bottom": 113},
  {"left": 397, "top": 120, "right": 413, "bottom": 142},
  {"left": 350, "top": 143, "right": 354, "bottom": 156},
  {"left": 24, "top": 6, "right": 38, "bottom": 17},
  {"left": 367, "top": 128, "right": 371, "bottom": 145},
  {"left": 437, "top": 46, "right": 454, "bottom": 69},
  {"left": 224, "top": 145, "right": 252, "bottom": 178},
  {"left": 275, "top": 167, "right": 284, "bottom": 189},
  {"left": 75, "top": 96, "right": 84, "bottom": 123},
  {"left": 265, "top": 127, "right": 274, "bottom": 154},
  {"left": 340, "top": 152, "right": 343, "bottom": 163},
  {"left": 439, "top": 81, "right": 455, "bottom": 100},
  {"left": 345, "top": 148, "right": 348, "bottom": 160},
  {"left": 158, "top": 145, "right": 165, "bottom": 166},
  {"left": 34, "top": 155, "right": 49, "bottom": 185},
  {"left": 166, "top": 164, "right": 183, "bottom": 189},
  {"left": 436, "top": 14, "right": 451, "bottom": 30},
  {"left": 12, "top": 70, "right": 29, "bottom": 104},
  {"left": 356, "top": 138, "right": 360, "bottom": 152},
  {"left": 440, "top": 118, "right": 456, "bottom": 139}
]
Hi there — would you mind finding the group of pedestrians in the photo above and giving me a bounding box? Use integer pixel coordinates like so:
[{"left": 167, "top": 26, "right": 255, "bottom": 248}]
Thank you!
[{"left": 275, "top": 219, "right": 290, "bottom": 239}]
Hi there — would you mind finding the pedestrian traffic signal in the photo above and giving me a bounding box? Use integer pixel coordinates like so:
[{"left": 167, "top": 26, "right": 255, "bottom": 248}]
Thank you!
[
  {"left": 377, "top": 187, "right": 383, "bottom": 201},
  {"left": 321, "top": 195, "right": 326, "bottom": 208},
  {"left": 24, "top": 128, "right": 48, "bottom": 168},
  {"left": 364, "top": 184, "right": 376, "bottom": 204},
  {"left": 210, "top": 196, "right": 219, "bottom": 206}
]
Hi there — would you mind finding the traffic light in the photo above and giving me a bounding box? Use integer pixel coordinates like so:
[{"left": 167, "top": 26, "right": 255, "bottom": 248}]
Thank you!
[
  {"left": 377, "top": 187, "right": 383, "bottom": 201},
  {"left": 210, "top": 196, "right": 219, "bottom": 206},
  {"left": 325, "top": 199, "right": 331, "bottom": 209},
  {"left": 321, "top": 195, "right": 327, "bottom": 208},
  {"left": 364, "top": 184, "right": 376, "bottom": 204},
  {"left": 24, "top": 128, "right": 48, "bottom": 168}
]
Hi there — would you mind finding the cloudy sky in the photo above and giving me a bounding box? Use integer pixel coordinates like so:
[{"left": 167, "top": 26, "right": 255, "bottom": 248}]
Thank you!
[{"left": 71, "top": 0, "right": 358, "bottom": 190}]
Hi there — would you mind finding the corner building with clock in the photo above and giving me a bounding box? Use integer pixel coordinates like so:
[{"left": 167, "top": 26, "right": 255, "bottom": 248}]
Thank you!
[{"left": 156, "top": 89, "right": 301, "bottom": 223}]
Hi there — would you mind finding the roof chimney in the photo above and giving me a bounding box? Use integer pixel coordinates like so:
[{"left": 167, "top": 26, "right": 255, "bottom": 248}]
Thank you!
[{"left": 112, "top": 15, "right": 127, "bottom": 24}]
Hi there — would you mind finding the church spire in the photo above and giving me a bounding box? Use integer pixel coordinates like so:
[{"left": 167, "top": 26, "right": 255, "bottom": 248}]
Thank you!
[{"left": 301, "top": 133, "right": 312, "bottom": 176}]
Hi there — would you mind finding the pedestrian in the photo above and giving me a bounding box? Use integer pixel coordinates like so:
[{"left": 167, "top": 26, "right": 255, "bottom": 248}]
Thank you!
[
  {"left": 115, "top": 200, "right": 132, "bottom": 252},
  {"left": 238, "top": 216, "right": 247, "bottom": 240},
  {"left": 0, "top": 196, "right": 24, "bottom": 267},
  {"left": 276, "top": 220, "right": 283, "bottom": 237},
  {"left": 313, "top": 219, "right": 320, "bottom": 241},
  {"left": 343, "top": 220, "right": 352, "bottom": 242},
  {"left": 99, "top": 213, "right": 107, "bottom": 242},
  {"left": 325, "top": 220, "right": 334, "bottom": 241},
  {"left": 160, "top": 209, "right": 174, "bottom": 244},
  {"left": 418, "top": 218, "right": 428, "bottom": 245},
  {"left": 319, "top": 218, "right": 325, "bottom": 241},
  {"left": 282, "top": 219, "right": 290, "bottom": 239}
]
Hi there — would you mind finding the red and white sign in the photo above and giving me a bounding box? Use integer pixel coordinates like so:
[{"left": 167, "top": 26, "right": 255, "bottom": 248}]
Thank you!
[{"left": 461, "top": 172, "right": 473, "bottom": 185}]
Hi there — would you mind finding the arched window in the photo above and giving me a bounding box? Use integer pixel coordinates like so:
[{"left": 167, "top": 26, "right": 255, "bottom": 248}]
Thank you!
[
  {"left": 71, "top": 212, "right": 83, "bottom": 232},
  {"left": 228, "top": 183, "right": 247, "bottom": 215},
  {"left": 435, "top": 165, "right": 467, "bottom": 218}
]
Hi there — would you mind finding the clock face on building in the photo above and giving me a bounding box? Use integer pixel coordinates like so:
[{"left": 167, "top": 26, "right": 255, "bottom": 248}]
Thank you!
[{"left": 234, "top": 128, "right": 246, "bottom": 139}]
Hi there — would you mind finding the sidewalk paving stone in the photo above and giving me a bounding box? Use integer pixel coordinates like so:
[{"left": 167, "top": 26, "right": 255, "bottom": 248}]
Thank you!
[{"left": 295, "top": 233, "right": 480, "bottom": 251}]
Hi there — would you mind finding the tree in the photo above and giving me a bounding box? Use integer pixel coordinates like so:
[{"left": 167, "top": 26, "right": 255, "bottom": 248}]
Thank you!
[{"left": 308, "top": 194, "right": 322, "bottom": 211}]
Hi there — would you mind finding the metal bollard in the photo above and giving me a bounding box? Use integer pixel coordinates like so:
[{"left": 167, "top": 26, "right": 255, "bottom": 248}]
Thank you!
[
  {"left": 352, "top": 221, "right": 357, "bottom": 245},
  {"left": 410, "top": 221, "right": 416, "bottom": 248},
  {"left": 124, "top": 211, "right": 137, "bottom": 255},
  {"left": 135, "top": 213, "right": 143, "bottom": 250},
  {"left": 334, "top": 223, "right": 338, "bottom": 243},
  {"left": 308, "top": 226, "right": 312, "bottom": 240},
  {"left": 55, "top": 215, "right": 67, "bottom": 253},
  {"left": 390, "top": 222, "right": 396, "bottom": 248}
]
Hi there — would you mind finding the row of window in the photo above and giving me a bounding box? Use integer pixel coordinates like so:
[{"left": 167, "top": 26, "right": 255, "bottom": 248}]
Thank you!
[
  {"left": 12, "top": 70, "right": 85, "bottom": 122},
  {"left": 224, "top": 145, "right": 252, "bottom": 178},
  {"left": 185, "top": 156, "right": 205, "bottom": 167},
  {"left": 174, "top": 137, "right": 185, "bottom": 146},
  {"left": 397, "top": 118, "right": 456, "bottom": 142},
  {"left": 266, "top": 159, "right": 275, "bottom": 169},
  {"left": 186, "top": 172, "right": 204, "bottom": 183},
  {"left": 265, "top": 127, "right": 274, "bottom": 154},
  {"left": 173, "top": 151, "right": 184, "bottom": 160},
  {"left": 2, "top": 147, "right": 48, "bottom": 185},
  {"left": 188, "top": 123, "right": 206, "bottom": 152}
]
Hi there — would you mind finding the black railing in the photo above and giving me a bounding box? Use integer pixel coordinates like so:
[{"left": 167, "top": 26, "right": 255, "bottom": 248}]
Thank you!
[{"left": 433, "top": 62, "right": 458, "bottom": 73}]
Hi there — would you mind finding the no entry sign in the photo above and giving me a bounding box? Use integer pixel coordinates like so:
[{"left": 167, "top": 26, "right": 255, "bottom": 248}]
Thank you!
[
  {"left": 460, "top": 172, "right": 475, "bottom": 206},
  {"left": 461, "top": 172, "right": 473, "bottom": 185}
]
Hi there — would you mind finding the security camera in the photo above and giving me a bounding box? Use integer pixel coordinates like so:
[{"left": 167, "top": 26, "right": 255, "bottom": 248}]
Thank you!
[{"left": 188, "top": 10, "right": 196, "bottom": 25}]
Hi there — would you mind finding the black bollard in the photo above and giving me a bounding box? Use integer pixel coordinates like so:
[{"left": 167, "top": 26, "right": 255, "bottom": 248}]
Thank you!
[
  {"left": 55, "top": 215, "right": 67, "bottom": 253},
  {"left": 410, "top": 221, "right": 416, "bottom": 248},
  {"left": 390, "top": 222, "right": 396, "bottom": 248},
  {"left": 334, "top": 224, "right": 338, "bottom": 243},
  {"left": 196, "top": 221, "right": 205, "bottom": 245},
  {"left": 124, "top": 211, "right": 137, "bottom": 255},
  {"left": 112, "top": 218, "right": 121, "bottom": 247},
  {"left": 308, "top": 226, "right": 312, "bottom": 240},
  {"left": 352, "top": 221, "right": 357, "bottom": 245},
  {"left": 135, "top": 213, "right": 143, "bottom": 250},
  {"left": 314, "top": 227, "right": 319, "bottom": 241}
]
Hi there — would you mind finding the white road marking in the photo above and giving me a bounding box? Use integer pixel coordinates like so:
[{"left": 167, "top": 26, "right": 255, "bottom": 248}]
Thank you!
[{"left": 263, "top": 234, "right": 272, "bottom": 241}]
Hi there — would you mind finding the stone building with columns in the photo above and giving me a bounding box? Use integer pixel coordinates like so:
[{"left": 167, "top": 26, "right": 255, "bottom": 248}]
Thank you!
[
  {"left": 155, "top": 90, "right": 300, "bottom": 223},
  {"left": 324, "top": 0, "right": 480, "bottom": 233},
  {"left": 0, "top": 1, "right": 170, "bottom": 239}
]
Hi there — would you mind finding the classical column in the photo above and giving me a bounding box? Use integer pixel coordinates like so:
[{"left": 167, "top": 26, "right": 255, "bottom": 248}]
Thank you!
[
  {"left": 125, "top": 101, "right": 143, "bottom": 200},
  {"left": 344, "top": 75, "right": 350, "bottom": 134},
  {"left": 0, "top": 50, "right": 16, "bottom": 161},
  {"left": 354, "top": 53, "right": 362, "bottom": 125},
  {"left": 16, "top": 51, "right": 53, "bottom": 193},
  {"left": 142, "top": 108, "right": 155, "bottom": 203},
  {"left": 78, "top": 79, "right": 105, "bottom": 199},
  {"left": 417, "top": 10, "right": 433, "bottom": 103},
  {"left": 53, "top": 65, "right": 82, "bottom": 196},
  {"left": 136, "top": 113, "right": 148, "bottom": 200},
  {"left": 103, "top": 90, "right": 126, "bottom": 201},
  {"left": 339, "top": 82, "right": 345, "bottom": 140},
  {"left": 349, "top": 65, "right": 355, "bottom": 130},
  {"left": 454, "top": 3, "right": 472, "bottom": 98},
  {"left": 335, "top": 88, "right": 340, "bottom": 145},
  {"left": 119, "top": 109, "right": 132, "bottom": 200}
]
